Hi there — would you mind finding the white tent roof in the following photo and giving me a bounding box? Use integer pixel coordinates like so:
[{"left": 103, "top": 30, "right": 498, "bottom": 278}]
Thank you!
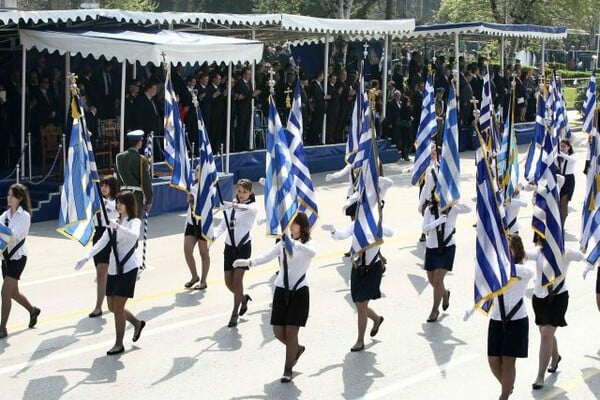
[
  {"left": 405, "top": 22, "right": 567, "bottom": 40},
  {"left": 279, "top": 13, "right": 414, "bottom": 36},
  {"left": 19, "top": 29, "right": 263, "bottom": 65}
]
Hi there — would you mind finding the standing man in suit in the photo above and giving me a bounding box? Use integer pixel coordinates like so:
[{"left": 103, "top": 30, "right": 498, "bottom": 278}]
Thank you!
[
  {"left": 180, "top": 76, "right": 199, "bottom": 145},
  {"left": 93, "top": 61, "right": 117, "bottom": 119},
  {"left": 133, "top": 80, "right": 162, "bottom": 161},
  {"left": 207, "top": 72, "right": 226, "bottom": 152},
  {"left": 234, "top": 67, "right": 260, "bottom": 152},
  {"left": 309, "top": 71, "right": 329, "bottom": 145},
  {"left": 326, "top": 73, "right": 341, "bottom": 144}
]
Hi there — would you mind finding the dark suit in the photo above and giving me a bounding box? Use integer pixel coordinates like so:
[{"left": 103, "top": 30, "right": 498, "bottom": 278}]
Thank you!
[
  {"left": 309, "top": 80, "right": 326, "bottom": 145},
  {"left": 326, "top": 82, "right": 341, "bottom": 143},
  {"left": 92, "top": 70, "right": 118, "bottom": 119},
  {"left": 233, "top": 79, "right": 253, "bottom": 151},
  {"left": 207, "top": 83, "right": 226, "bottom": 152},
  {"left": 133, "top": 93, "right": 162, "bottom": 160},
  {"left": 180, "top": 88, "right": 199, "bottom": 142}
]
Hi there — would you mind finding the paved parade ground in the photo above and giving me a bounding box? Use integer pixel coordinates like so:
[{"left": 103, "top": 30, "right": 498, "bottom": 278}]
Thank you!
[{"left": 2, "top": 132, "right": 600, "bottom": 399}]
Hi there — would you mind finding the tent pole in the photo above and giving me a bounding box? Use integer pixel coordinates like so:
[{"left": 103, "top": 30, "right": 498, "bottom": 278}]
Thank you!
[
  {"left": 455, "top": 32, "right": 460, "bottom": 110},
  {"left": 501, "top": 36, "right": 505, "bottom": 71},
  {"left": 65, "top": 52, "right": 70, "bottom": 126},
  {"left": 250, "top": 29, "right": 256, "bottom": 150},
  {"left": 322, "top": 32, "right": 329, "bottom": 145},
  {"left": 20, "top": 44, "right": 26, "bottom": 179},
  {"left": 133, "top": 63, "right": 137, "bottom": 80},
  {"left": 541, "top": 39, "right": 545, "bottom": 77},
  {"left": 120, "top": 61, "right": 126, "bottom": 152},
  {"left": 226, "top": 62, "right": 232, "bottom": 174},
  {"left": 382, "top": 33, "right": 389, "bottom": 119}
]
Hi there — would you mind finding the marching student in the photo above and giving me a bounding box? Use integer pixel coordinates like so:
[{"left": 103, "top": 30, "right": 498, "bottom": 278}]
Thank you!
[
  {"left": 321, "top": 222, "right": 393, "bottom": 352},
  {"left": 487, "top": 234, "right": 533, "bottom": 400},
  {"left": 0, "top": 183, "right": 41, "bottom": 339},
  {"left": 417, "top": 144, "right": 440, "bottom": 241},
  {"left": 557, "top": 139, "right": 576, "bottom": 229},
  {"left": 75, "top": 191, "right": 146, "bottom": 355},
  {"left": 527, "top": 235, "right": 584, "bottom": 390},
  {"left": 89, "top": 176, "right": 119, "bottom": 318},
  {"left": 214, "top": 179, "right": 257, "bottom": 328},
  {"left": 183, "top": 165, "right": 210, "bottom": 290},
  {"left": 421, "top": 198, "right": 471, "bottom": 322},
  {"left": 233, "top": 212, "right": 316, "bottom": 383}
]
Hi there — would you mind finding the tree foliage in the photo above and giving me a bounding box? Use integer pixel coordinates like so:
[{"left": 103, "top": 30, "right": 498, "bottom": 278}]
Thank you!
[{"left": 101, "top": 0, "right": 159, "bottom": 11}]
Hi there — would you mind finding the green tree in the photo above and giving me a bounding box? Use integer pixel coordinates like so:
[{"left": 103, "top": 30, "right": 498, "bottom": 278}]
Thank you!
[{"left": 101, "top": 0, "right": 159, "bottom": 11}]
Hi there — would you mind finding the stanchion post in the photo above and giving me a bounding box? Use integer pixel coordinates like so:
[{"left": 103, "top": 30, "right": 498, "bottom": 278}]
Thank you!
[
  {"left": 16, "top": 164, "right": 20, "bottom": 184},
  {"left": 62, "top": 133, "right": 66, "bottom": 177},
  {"left": 27, "top": 132, "right": 32, "bottom": 181}
]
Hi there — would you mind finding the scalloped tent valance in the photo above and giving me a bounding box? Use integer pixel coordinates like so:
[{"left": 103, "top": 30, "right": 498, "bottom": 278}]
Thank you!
[
  {"left": 405, "top": 22, "right": 567, "bottom": 40},
  {"left": 18, "top": 29, "right": 264, "bottom": 65}
]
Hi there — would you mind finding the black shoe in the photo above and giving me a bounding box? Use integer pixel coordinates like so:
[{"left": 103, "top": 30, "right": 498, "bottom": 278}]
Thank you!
[
  {"left": 239, "top": 294, "right": 252, "bottom": 316},
  {"left": 442, "top": 290, "right": 451, "bottom": 311},
  {"left": 547, "top": 355, "right": 562, "bottom": 373},
  {"left": 133, "top": 320, "right": 146, "bottom": 342},
  {"left": 419, "top": 233, "right": 426, "bottom": 242},
  {"left": 280, "top": 370, "right": 293, "bottom": 383},
  {"left": 532, "top": 382, "right": 543, "bottom": 390},
  {"left": 343, "top": 251, "right": 351, "bottom": 257},
  {"left": 426, "top": 311, "right": 439, "bottom": 323},
  {"left": 227, "top": 316, "right": 238, "bottom": 328},
  {"left": 107, "top": 346, "right": 125, "bottom": 356},
  {"left": 29, "top": 307, "right": 41, "bottom": 328},
  {"left": 370, "top": 316, "right": 384, "bottom": 337},
  {"left": 88, "top": 310, "right": 103, "bottom": 318},
  {"left": 184, "top": 277, "right": 200, "bottom": 289},
  {"left": 194, "top": 282, "right": 208, "bottom": 290},
  {"left": 350, "top": 343, "right": 364, "bottom": 352}
]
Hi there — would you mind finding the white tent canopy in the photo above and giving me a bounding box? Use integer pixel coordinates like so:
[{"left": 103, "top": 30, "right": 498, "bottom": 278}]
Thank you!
[{"left": 19, "top": 29, "right": 263, "bottom": 66}]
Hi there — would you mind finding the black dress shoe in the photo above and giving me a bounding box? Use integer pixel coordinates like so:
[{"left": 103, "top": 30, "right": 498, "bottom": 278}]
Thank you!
[
  {"left": 532, "top": 382, "right": 543, "bottom": 390},
  {"left": 442, "top": 290, "right": 451, "bottom": 311},
  {"left": 227, "top": 316, "right": 238, "bottom": 328},
  {"left": 184, "top": 277, "right": 200, "bottom": 289},
  {"left": 547, "top": 355, "right": 562, "bottom": 373},
  {"left": 88, "top": 310, "right": 103, "bottom": 318},
  {"left": 239, "top": 294, "right": 252, "bottom": 316},
  {"left": 426, "top": 311, "right": 439, "bottom": 323},
  {"left": 133, "top": 320, "right": 146, "bottom": 342},
  {"left": 350, "top": 343, "right": 365, "bottom": 352},
  {"left": 370, "top": 316, "right": 384, "bottom": 337},
  {"left": 29, "top": 307, "right": 41, "bottom": 328},
  {"left": 280, "top": 370, "right": 293, "bottom": 383},
  {"left": 107, "top": 346, "right": 125, "bottom": 356}
]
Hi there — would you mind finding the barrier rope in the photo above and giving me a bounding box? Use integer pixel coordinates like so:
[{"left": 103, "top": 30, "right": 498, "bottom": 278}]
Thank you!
[
  {"left": 23, "top": 145, "right": 63, "bottom": 186},
  {"left": 0, "top": 145, "right": 28, "bottom": 181}
]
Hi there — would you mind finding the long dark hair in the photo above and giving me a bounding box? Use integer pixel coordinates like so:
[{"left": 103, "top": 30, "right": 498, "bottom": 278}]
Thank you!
[
  {"left": 236, "top": 178, "right": 256, "bottom": 203},
  {"left": 508, "top": 234, "right": 525, "bottom": 264},
  {"left": 100, "top": 176, "right": 119, "bottom": 199},
  {"left": 560, "top": 139, "right": 573, "bottom": 155},
  {"left": 9, "top": 183, "right": 31, "bottom": 214},
  {"left": 293, "top": 212, "right": 311, "bottom": 243},
  {"left": 116, "top": 191, "right": 138, "bottom": 219}
]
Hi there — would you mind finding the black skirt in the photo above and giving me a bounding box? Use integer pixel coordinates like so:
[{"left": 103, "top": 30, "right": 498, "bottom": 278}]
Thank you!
[
  {"left": 184, "top": 223, "right": 207, "bottom": 240},
  {"left": 271, "top": 286, "right": 310, "bottom": 327},
  {"left": 487, "top": 317, "right": 529, "bottom": 358},
  {"left": 532, "top": 291, "right": 569, "bottom": 327},
  {"left": 92, "top": 227, "right": 111, "bottom": 265},
  {"left": 350, "top": 260, "right": 383, "bottom": 303},
  {"left": 559, "top": 174, "right": 575, "bottom": 201},
  {"left": 106, "top": 268, "right": 138, "bottom": 298},
  {"left": 596, "top": 267, "right": 600, "bottom": 294},
  {"left": 223, "top": 241, "right": 251, "bottom": 272},
  {"left": 424, "top": 245, "right": 456, "bottom": 271},
  {"left": 1, "top": 256, "right": 27, "bottom": 280}
]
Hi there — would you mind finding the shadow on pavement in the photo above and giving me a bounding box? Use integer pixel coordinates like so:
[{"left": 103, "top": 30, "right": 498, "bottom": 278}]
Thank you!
[
  {"left": 14, "top": 335, "right": 79, "bottom": 376},
  {"left": 418, "top": 322, "right": 467, "bottom": 377},
  {"left": 23, "top": 375, "right": 68, "bottom": 400}
]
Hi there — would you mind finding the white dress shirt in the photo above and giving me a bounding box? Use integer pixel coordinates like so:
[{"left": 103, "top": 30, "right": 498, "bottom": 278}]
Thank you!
[
  {"left": 185, "top": 184, "right": 198, "bottom": 226},
  {"left": 250, "top": 239, "right": 316, "bottom": 289},
  {"left": 526, "top": 247, "right": 584, "bottom": 298},
  {"left": 490, "top": 263, "right": 534, "bottom": 321},
  {"left": 329, "top": 221, "right": 394, "bottom": 265},
  {"left": 214, "top": 201, "right": 257, "bottom": 246},
  {"left": 94, "top": 198, "right": 118, "bottom": 227},
  {"left": 422, "top": 202, "right": 471, "bottom": 248},
  {"left": 558, "top": 152, "right": 576, "bottom": 175},
  {"left": 88, "top": 218, "right": 141, "bottom": 275},
  {"left": 505, "top": 192, "right": 528, "bottom": 234},
  {"left": 0, "top": 206, "right": 30, "bottom": 260}
]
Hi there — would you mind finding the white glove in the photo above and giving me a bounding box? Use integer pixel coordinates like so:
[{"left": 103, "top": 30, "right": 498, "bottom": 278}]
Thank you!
[
  {"left": 325, "top": 174, "right": 333, "bottom": 182},
  {"left": 256, "top": 217, "right": 267, "bottom": 225},
  {"left": 583, "top": 264, "right": 595, "bottom": 280},
  {"left": 321, "top": 224, "right": 336, "bottom": 233},
  {"left": 435, "top": 215, "right": 448, "bottom": 226},
  {"left": 233, "top": 259, "right": 250, "bottom": 268},
  {"left": 74, "top": 256, "right": 89, "bottom": 271},
  {"left": 258, "top": 177, "right": 266, "bottom": 186},
  {"left": 218, "top": 201, "right": 233, "bottom": 211},
  {"left": 108, "top": 220, "right": 119, "bottom": 230},
  {"left": 463, "top": 308, "right": 475, "bottom": 321}
]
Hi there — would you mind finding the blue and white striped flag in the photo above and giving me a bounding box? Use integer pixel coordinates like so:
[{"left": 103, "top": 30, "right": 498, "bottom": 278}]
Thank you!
[
  {"left": 411, "top": 73, "right": 435, "bottom": 186},
  {"left": 581, "top": 72, "right": 599, "bottom": 253},
  {"left": 554, "top": 76, "right": 572, "bottom": 139},
  {"left": 192, "top": 105, "right": 217, "bottom": 241},
  {"left": 265, "top": 96, "right": 298, "bottom": 254},
  {"left": 473, "top": 131, "right": 516, "bottom": 313},
  {"left": 436, "top": 82, "right": 461, "bottom": 211},
  {"left": 531, "top": 128, "right": 564, "bottom": 287},
  {"left": 498, "top": 99, "right": 520, "bottom": 200},
  {"left": 345, "top": 61, "right": 366, "bottom": 166},
  {"left": 0, "top": 223, "right": 12, "bottom": 253},
  {"left": 164, "top": 69, "right": 192, "bottom": 193},
  {"left": 479, "top": 66, "right": 494, "bottom": 144},
  {"left": 524, "top": 94, "right": 546, "bottom": 182},
  {"left": 57, "top": 96, "right": 101, "bottom": 246},
  {"left": 352, "top": 134, "right": 383, "bottom": 257},
  {"left": 285, "top": 80, "right": 318, "bottom": 229},
  {"left": 497, "top": 96, "right": 512, "bottom": 179}
]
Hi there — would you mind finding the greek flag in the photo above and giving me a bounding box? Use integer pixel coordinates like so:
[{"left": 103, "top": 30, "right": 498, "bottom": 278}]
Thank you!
[
  {"left": 436, "top": 82, "right": 460, "bottom": 211},
  {"left": 411, "top": 73, "right": 435, "bottom": 185},
  {"left": 581, "top": 73, "right": 598, "bottom": 252},
  {"left": 346, "top": 60, "right": 367, "bottom": 167},
  {"left": 57, "top": 96, "right": 101, "bottom": 246},
  {"left": 192, "top": 105, "right": 217, "bottom": 241},
  {"left": 285, "top": 80, "right": 318, "bottom": 229},
  {"left": 479, "top": 67, "right": 493, "bottom": 141},
  {"left": 265, "top": 96, "right": 298, "bottom": 254},
  {"left": 498, "top": 100, "right": 519, "bottom": 200},
  {"left": 352, "top": 134, "right": 383, "bottom": 257},
  {"left": 524, "top": 94, "right": 546, "bottom": 182},
  {"left": 497, "top": 96, "right": 512, "bottom": 178},
  {"left": 164, "top": 69, "right": 192, "bottom": 193},
  {"left": 554, "top": 76, "right": 572, "bottom": 139},
  {"left": 144, "top": 133, "right": 153, "bottom": 162},
  {"left": 473, "top": 131, "right": 516, "bottom": 313},
  {"left": 0, "top": 223, "right": 11, "bottom": 253},
  {"left": 531, "top": 128, "right": 564, "bottom": 287}
]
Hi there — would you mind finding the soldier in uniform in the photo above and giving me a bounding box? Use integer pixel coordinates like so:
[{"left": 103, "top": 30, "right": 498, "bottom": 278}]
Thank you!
[{"left": 115, "top": 130, "right": 153, "bottom": 219}]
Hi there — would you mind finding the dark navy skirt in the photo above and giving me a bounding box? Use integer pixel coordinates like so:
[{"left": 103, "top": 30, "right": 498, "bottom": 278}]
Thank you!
[{"left": 350, "top": 260, "right": 383, "bottom": 303}]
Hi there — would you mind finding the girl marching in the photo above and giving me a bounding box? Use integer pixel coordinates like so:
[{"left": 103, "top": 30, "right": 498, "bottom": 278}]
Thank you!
[{"left": 0, "top": 183, "right": 41, "bottom": 339}]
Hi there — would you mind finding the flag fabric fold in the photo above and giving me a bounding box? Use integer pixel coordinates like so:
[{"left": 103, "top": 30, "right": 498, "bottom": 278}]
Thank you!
[
  {"left": 436, "top": 82, "right": 460, "bottom": 211},
  {"left": 0, "top": 223, "right": 12, "bottom": 253},
  {"left": 524, "top": 94, "right": 546, "bottom": 182},
  {"left": 411, "top": 73, "right": 435, "bottom": 186},
  {"left": 164, "top": 69, "right": 192, "bottom": 194},
  {"left": 265, "top": 96, "right": 298, "bottom": 255},
  {"left": 285, "top": 80, "right": 318, "bottom": 229},
  {"left": 57, "top": 95, "right": 101, "bottom": 246}
]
